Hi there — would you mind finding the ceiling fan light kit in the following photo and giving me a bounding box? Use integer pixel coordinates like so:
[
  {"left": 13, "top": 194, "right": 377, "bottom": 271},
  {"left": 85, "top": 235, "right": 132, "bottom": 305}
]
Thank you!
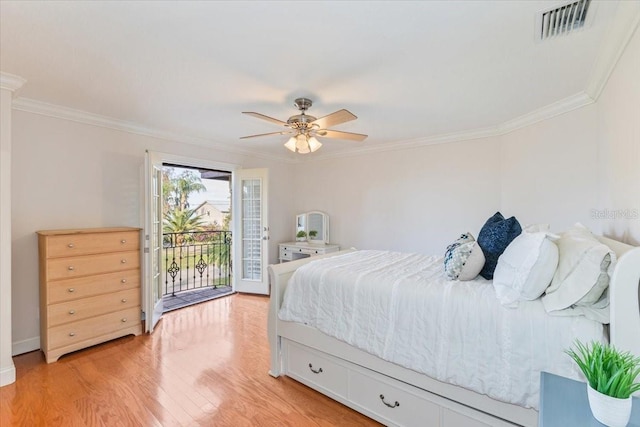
[{"left": 241, "top": 98, "right": 367, "bottom": 154}]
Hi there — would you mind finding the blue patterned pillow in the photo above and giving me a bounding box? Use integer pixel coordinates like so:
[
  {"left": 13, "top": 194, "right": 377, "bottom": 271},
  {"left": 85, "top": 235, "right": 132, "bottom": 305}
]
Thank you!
[{"left": 477, "top": 212, "right": 522, "bottom": 280}]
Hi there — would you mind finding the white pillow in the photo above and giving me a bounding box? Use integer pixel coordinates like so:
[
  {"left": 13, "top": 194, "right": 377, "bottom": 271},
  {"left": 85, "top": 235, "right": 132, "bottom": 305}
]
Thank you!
[
  {"left": 493, "top": 226, "right": 559, "bottom": 307},
  {"left": 541, "top": 223, "right": 616, "bottom": 323}
]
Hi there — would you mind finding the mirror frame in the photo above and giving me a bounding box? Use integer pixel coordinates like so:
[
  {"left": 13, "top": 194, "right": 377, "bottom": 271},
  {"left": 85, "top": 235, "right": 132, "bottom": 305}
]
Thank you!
[{"left": 296, "top": 211, "right": 329, "bottom": 244}]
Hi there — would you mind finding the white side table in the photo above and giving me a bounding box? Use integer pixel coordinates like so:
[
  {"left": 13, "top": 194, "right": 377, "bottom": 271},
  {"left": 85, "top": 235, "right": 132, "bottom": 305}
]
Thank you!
[{"left": 539, "top": 372, "right": 640, "bottom": 426}]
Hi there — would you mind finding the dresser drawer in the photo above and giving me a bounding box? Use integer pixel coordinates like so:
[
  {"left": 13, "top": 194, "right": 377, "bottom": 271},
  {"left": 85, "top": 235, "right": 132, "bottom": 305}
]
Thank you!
[
  {"left": 47, "top": 269, "right": 139, "bottom": 304},
  {"left": 348, "top": 368, "right": 441, "bottom": 427},
  {"left": 48, "top": 288, "right": 140, "bottom": 327},
  {"left": 47, "top": 251, "right": 139, "bottom": 280},
  {"left": 45, "top": 231, "right": 140, "bottom": 258},
  {"left": 284, "top": 340, "right": 348, "bottom": 399},
  {"left": 279, "top": 249, "right": 292, "bottom": 260},
  {"left": 48, "top": 307, "right": 140, "bottom": 350}
]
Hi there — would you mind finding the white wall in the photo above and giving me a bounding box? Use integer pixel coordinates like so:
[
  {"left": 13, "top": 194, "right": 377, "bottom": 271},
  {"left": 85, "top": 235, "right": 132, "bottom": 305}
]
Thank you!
[
  {"left": 499, "top": 103, "right": 601, "bottom": 233},
  {"left": 293, "top": 138, "right": 502, "bottom": 255},
  {"left": 596, "top": 25, "right": 640, "bottom": 245},
  {"left": 10, "top": 111, "right": 295, "bottom": 354}
]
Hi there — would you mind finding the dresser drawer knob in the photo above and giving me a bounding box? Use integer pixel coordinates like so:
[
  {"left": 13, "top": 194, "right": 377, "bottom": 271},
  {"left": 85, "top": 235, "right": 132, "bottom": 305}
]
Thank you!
[
  {"left": 121, "top": 318, "right": 127, "bottom": 323},
  {"left": 379, "top": 394, "right": 400, "bottom": 408},
  {"left": 69, "top": 310, "right": 75, "bottom": 315},
  {"left": 68, "top": 288, "right": 75, "bottom": 293},
  {"left": 121, "top": 239, "right": 126, "bottom": 244},
  {"left": 68, "top": 266, "right": 75, "bottom": 271},
  {"left": 67, "top": 243, "right": 74, "bottom": 248},
  {"left": 69, "top": 332, "right": 76, "bottom": 337},
  {"left": 121, "top": 259, "right": 127, "bottom": 264},
  {"left": 121, "top": 279, "right": 127, "bottom": 284},
  {"left": 121, "top": 299, "right": 127, "bottom": 303}
]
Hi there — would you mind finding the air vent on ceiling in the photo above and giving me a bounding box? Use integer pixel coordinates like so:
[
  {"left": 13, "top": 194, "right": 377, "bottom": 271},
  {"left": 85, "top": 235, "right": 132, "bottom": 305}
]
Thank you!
[{"left": 538, "top": 0, "right": 591, "bottom": 41}]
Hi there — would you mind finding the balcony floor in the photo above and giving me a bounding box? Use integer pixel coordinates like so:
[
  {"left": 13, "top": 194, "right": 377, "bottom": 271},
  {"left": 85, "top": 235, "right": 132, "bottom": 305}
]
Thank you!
[{"left": 162, "top": 286, "right": 234, "bottom": 313}]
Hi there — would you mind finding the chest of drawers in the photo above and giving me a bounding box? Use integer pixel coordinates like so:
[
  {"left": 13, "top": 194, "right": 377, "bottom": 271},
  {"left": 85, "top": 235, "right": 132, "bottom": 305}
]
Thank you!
[{"left": 37, "top": 227, "right": 143, "bottom": 363}]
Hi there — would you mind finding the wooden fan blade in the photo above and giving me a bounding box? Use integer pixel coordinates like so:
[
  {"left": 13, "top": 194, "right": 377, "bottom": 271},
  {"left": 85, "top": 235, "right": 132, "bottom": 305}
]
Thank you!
[
  {"left": 316, "top": 129, "right": 367, "bottom": 142},
  {"left": 311, "top": 109, "right": 357, "bottom": 129},
  {"left": 242, "top": 112, "right": 288, "bottom": 126},
  {"left": 240, "top": 131, "right": 294, "bottom": 140}
]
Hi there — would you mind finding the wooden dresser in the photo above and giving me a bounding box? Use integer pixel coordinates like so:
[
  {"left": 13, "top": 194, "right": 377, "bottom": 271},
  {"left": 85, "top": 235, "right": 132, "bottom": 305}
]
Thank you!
[{"left": 37, "top": 227, "right": 143, "bottom": 363}]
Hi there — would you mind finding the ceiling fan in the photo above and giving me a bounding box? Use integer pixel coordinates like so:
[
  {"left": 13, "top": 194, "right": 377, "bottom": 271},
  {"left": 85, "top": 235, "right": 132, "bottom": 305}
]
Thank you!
[{"left": 240, "top": 98, "right": 367, "bottom": 154}]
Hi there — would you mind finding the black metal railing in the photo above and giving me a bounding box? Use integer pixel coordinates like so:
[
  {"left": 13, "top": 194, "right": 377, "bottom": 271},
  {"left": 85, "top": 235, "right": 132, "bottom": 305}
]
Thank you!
[{"left": 163, "top": 231, "right": 232, "bottom": 297}]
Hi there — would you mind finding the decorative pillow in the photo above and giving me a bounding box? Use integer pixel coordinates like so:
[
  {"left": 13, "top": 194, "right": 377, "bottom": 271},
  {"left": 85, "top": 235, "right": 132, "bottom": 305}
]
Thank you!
[
  {"left": 493, "top": 225, "right": 559, "bottom": 307},
  {"left": 444, "top": 233, "right": 485, "bottom": 281},
  {"left": 541, "top": 223, "right": 616, "bottom": 323},
  {"left": 477, "top": 212, "right": 522, "bottom": 280}
]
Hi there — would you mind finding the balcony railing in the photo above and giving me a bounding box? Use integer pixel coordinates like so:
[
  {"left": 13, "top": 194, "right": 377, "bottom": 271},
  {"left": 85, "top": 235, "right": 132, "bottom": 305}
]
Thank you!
[{"left": 163, "top": 231, "right": 232, "bottom": 297}]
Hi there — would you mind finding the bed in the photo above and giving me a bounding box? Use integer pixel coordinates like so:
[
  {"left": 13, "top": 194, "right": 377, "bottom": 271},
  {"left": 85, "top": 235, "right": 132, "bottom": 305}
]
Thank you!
[{"left": 267, "top": 235, "right": 640, "bottom": 427}]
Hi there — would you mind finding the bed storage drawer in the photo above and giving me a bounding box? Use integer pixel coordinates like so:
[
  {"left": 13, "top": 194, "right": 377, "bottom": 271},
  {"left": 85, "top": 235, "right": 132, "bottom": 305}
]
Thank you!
[
  {"left": 280, "top": 339, "right": 520, "bottom": 427},
  {"left": 283, "top": 340, "right": 348, "bottom": 399},
  {"left": 348, "top": 367, "right": 441, "bottom": 427}
]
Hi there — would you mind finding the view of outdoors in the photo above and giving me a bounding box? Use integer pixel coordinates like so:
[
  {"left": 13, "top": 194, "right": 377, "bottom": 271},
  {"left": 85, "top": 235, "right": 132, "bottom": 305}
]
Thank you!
[{"left": 161, "top": 166, "right": 232, "bottom": 302}]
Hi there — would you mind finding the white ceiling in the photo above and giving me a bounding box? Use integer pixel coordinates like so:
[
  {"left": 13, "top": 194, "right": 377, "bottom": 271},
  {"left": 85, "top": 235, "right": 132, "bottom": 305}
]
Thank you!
[{"left": 0, "top": 1, "right": 629, "bottom": 160}]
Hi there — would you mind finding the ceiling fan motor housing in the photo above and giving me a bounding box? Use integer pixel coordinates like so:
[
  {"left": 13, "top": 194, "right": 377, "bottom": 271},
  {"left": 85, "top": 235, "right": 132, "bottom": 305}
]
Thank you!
[
  {"left": 288, "top": 98, "right": 317, "bottom": 131},
  {"left": 293, "top": 97, "right": 313, "bottom": 111}
]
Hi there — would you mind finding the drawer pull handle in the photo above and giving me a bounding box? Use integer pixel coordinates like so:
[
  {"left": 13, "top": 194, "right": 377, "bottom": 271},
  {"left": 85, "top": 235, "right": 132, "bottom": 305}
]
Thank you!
[
  {"left": 121, "top": 239, "right": 127, "bottom": 244},
  {"left": 308, "top": 363, "right": 323, "bottom": 374},
  {"left": 379, "top": 395, "right": 400, "bottom": 408},
  {"left": 67, "top": 243, "right": 74, "bottom": 248},
  {"left": 121, "top": 318, "right": 127, "bottom": 323},
  {"left": 69, "top": 332, "right": 76, "bottom": 337},
  {"left": 69, "top": 310, "right": 75, "bottom": 315},
  {"left": 121, "top": 259, "right": 127, "bottom": 264},
  {"left": 68, "top": 266, "right": 75, "bottom": 271},
  {"left": 121, "top": 299, "right": 127, "bottom": 303},
  {"left": 68, "top": 288, "right": 75, "bottom": 293},
  {"left": 121, "top": 279, "right": 127, "bottom": 284}
]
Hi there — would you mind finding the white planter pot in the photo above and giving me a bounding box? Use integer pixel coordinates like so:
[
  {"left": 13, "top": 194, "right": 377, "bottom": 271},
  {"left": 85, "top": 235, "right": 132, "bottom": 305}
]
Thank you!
[{"left": 587, "top": 384, "right": 632, "bottom": 427}]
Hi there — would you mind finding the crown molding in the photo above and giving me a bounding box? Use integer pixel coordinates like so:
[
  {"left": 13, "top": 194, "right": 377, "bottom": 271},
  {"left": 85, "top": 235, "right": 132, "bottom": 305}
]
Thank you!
[
  {"left": 0, "top": 72, "right": 27, "bottom": 92},
  {"left": 497, "top": 91, "right": 595, "bottom": 134},
  {"left": 586, "top": 1, "right": 640, "bottom": 101},
  {"left": 310, "top": 91, "right": 595, "bottom": 162},
  {"left": 12, "top": 97, "right": 296, "bottom": 164}
]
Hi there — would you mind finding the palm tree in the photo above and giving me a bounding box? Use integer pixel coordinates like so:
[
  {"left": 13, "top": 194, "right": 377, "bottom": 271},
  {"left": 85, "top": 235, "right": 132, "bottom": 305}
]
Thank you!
[
  {"left": 163, "top": 208, "right": 206, "bottom": 245},
  {"left": 174, "top": 171, "right": 206, "bottom": 210},
  {"left": 162, "top": 168, "right": 206, "bottom": 211}
]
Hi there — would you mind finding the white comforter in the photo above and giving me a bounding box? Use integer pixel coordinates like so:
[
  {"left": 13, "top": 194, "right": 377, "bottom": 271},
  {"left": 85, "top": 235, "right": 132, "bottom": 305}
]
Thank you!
[{"left": 278, "top": 250, "right": 607, "bottom": 409}]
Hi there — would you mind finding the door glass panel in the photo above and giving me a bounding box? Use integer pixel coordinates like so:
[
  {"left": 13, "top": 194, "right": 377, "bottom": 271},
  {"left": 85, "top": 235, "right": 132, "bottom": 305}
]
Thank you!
[{"left": 241, "top": 178, "right": 261, "bottom": 281}]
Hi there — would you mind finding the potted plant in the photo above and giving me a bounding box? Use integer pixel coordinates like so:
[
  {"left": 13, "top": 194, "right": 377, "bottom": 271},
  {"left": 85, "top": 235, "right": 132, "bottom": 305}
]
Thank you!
[
  {"left": 308, "top": 229, "right": 321, "bottom": 244},
  {"left": 296, "top": 230, "right": 307, "bottom": 242},
  {"left": 566, "top": 340, "right": 640, "bottom": 427}
]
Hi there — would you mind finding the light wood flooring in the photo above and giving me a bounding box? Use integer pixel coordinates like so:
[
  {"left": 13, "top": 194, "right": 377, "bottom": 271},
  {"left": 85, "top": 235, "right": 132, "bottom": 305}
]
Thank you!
[{"left": 0, "top": 294, "right": 380, "bottom": 426}]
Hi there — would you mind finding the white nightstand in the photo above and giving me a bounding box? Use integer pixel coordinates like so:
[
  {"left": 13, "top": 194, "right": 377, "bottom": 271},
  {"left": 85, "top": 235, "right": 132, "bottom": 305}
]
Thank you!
[
  {"left": 539, "top": 372, "right": 640, "bottom": 426},
  {"left": 278, "top": 242, "right": 340, "bottom": 263}
]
